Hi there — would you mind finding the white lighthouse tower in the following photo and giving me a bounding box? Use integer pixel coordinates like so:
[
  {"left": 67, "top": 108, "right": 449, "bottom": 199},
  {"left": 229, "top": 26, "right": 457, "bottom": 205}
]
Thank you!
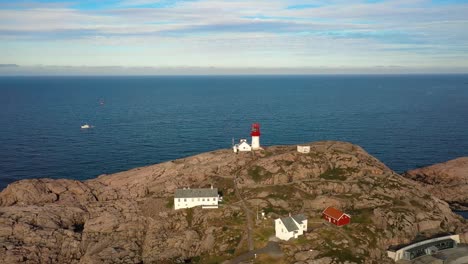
[{"left": 251, "top": 123, "right": 261, "bottom": 150}]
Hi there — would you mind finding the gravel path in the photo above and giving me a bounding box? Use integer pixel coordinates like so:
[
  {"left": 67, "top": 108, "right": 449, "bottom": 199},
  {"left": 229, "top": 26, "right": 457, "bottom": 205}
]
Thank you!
[
  {"left": 229, "top": 241, "right": 282, "bottom": 264},
  {"left": 234, "top": 177, "right": 254, "bottom": 251}
]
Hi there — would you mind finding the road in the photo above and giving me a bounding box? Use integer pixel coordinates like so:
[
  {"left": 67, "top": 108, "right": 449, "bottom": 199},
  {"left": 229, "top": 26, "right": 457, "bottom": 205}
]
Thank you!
[{"left": 229, "top": 241, "right": 282, "bottom": 264}]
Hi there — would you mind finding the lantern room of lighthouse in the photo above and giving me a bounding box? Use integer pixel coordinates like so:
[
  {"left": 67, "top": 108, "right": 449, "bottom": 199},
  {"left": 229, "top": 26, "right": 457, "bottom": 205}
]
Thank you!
[{"left": 251, "top": 123, "right": 261, "bottom": 150}]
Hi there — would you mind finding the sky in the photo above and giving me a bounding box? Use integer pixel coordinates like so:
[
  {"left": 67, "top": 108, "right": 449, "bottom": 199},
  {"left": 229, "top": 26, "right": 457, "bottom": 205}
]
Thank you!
[{"left": 1, "top": 0, "right": 468, "bottom": 74}]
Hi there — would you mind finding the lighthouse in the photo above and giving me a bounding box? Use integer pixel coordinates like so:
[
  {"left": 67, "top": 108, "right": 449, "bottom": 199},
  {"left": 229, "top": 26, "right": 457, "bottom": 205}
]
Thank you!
[{"left": 251, "top": 123, "right": 261, "bottom": 150}]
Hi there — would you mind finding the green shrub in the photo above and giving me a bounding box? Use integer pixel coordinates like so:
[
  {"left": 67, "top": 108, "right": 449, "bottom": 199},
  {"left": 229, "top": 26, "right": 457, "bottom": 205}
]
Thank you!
[
  {"left": 319, "top": 168, "right": 347, "bottom": 181},
  {"left": 349, "top": 209, "right": 373, "bottom": 224},
  {"left": 319, "top": 248, "right": 363, "bottom": 263},
  {"left": 248, "top": 166, "right": 272, "bottom": 182},
  {"left": 165, "top": 197, "right": 174, "bottom": 209}
]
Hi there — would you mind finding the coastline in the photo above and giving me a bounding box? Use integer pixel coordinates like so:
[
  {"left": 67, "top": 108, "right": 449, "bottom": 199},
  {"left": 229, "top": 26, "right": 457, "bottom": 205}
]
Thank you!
[{"left": 455, "top": 211, "right": 468, "bottom": 219}]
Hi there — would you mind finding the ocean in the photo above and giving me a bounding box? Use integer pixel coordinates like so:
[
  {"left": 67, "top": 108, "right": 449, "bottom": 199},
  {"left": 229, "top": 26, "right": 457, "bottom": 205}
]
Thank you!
[
  {"left": 455, "top": 211, "right": 468, "bottom": 219},
  {"left": 1, "top": 75, "right": 468, "bottom": 190}
]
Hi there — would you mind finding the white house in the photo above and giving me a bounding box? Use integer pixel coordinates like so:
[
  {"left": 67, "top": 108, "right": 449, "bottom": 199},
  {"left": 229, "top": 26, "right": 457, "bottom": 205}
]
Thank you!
[
  {"left": 233, "top": 139, "right": 252, "bottom": 153},
  {"left": 174, "top": 186, "right": 219, "bottom": 210},
  {"left": 275, "top": 214, "right": 308, "bottom": 241},
  {"left": 297, "top": 145, "right": 311, "bottom": 153}
]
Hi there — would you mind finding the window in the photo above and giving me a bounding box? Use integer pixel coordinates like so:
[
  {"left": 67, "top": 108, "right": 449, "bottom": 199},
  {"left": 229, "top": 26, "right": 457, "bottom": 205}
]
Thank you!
[
  {"left": 178, "top": 199, "right": 180, "bottom": 202},
  {"left": 202, "top": 198, "right": 205, "bottom": 201},
  {"left": 184, "top": 198, "right": 187, "bottom": 202}
]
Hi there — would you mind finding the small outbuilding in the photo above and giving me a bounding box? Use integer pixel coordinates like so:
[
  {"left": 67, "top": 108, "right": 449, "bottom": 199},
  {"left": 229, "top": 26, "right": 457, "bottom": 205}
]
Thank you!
[
  {"left": 322, "top": 207, "right": 350, "bottom": 226},
  {"left": 233, "top": 139, "right": 252, "bottom": 153},
  {"left": 174, "top": 186, "right": 219, "bottom": 210},
  {"left": 275, "top": 214, "right": 308, "bottom": 241},
  {"left": 297, "top": 145, "right": 311, "bottom": 153}
]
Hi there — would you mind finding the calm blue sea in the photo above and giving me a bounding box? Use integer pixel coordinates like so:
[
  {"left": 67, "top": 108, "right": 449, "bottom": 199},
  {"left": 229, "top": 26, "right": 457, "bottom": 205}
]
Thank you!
[
  {"left": 455, "top": 211, "right": 468, "bottom": 219},
  {"left": 1, "top": 75, "right": 468, "bottom": 190}
]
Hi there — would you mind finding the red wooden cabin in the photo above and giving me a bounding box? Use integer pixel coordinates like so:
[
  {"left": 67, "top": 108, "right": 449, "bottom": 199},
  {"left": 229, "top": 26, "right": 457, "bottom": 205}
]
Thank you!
[{"left": 322, "top": 207, "right": 351, "bottom": 226}]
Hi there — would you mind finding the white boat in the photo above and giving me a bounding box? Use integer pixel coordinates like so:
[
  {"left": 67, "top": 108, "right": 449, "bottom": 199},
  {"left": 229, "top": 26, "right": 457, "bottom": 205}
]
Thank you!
[{"left": 81, "top": 124, "right": 91, "bottom": 129}]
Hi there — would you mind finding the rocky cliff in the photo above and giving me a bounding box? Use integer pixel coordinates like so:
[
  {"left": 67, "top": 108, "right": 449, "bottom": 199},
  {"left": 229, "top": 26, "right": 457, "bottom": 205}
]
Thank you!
[
  {"left": 403, "top": 157, "right": 468, "bottom": 210},
  {"left": 0, "top": 141, "right": 467, "bottom": 264}
]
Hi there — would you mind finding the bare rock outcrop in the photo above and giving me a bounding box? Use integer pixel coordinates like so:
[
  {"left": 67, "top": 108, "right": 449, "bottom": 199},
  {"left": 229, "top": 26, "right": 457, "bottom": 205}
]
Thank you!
[
  {"left": 403, "top": 157, "right": 468, "bottom": 210},
  {"left": 0, "top": 141, "right": 466, "bottom": 263}
]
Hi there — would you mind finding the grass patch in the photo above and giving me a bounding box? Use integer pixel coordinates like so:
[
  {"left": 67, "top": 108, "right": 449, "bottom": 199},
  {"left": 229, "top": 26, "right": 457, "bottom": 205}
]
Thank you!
[
  {"left": 348, "top": 208, "right": 373, "bottom": 224},
  {"left": 248, "top": 166, "right": 273, "bottom": 183},
  {"left": 226, "top": 248, "right": 236, "bottom": 255},
  {"left": 319, "top": 168, "right": 348, "bottom": 181},
  {"left": 257, "top": 185, "right": 301, "bottom": 199},
  {"left": 165, "top": 197, "right": 174, "bottom": 209},
  {"left": 194, "top": 255, "right": 227, "bottom": 264},
  {"left": 254, "top": 226, "right": 275, "bottom": 248},
  {"left": 281, "top": 160, "right": 294, "bottom": 166},
  {"left": 263, "top": 205, "right": 288, "bottom": 216},
  {"left": 393, "top": 198, "right": 406, "bottom": 206},
  {"left": 186, "top": 208, "right": 194, "bottom": 227},
  {"left": 230, "top": 211, "right": 245, "bottom": 225},
  {"left": 319, "top": 248, "right": 363, "bottom": 264},
  {"left": 317, "top": 229, "right": 364, "bottom": 263},
  {"left": 308, "top": 151, "right": 325, "bottom": 158},
  {"left": 409, "top": 199, "right": 424, "bottom": 208},
  {"left": 254, "top": 255, "right": 287, "bottom": 264},
  {"left": 213, "top": 177, "right": 237, "bottom": 204},
  {"left": 255, "top": 227, "right": 275, "bottom": 241},
  {"left": 293, "top": 235, "right": 309, "bottom": 245}
]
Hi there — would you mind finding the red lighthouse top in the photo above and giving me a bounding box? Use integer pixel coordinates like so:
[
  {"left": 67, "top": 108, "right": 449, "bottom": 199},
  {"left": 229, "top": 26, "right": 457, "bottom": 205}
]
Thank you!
[{"left": 251, "top": 123, "right": 260, "bottom": 137}]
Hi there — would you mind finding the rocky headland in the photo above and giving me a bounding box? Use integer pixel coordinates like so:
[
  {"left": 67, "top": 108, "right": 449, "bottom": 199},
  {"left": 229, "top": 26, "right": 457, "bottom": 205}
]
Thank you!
[
  {"left": 403, "top": 157, "right": 468, "bottom": 211},
  {"left": 0, "top": 141, "right": 467, "bottom": 264}
]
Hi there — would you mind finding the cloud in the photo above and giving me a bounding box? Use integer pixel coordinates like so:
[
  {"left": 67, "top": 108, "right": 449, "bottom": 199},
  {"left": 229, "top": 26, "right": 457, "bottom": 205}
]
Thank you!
[
  {"left": 2, "top": 64, "right": 468, "bottom": 76},
  {"left": 286, "top": 4, "right": 323, "bottom": 9},
  {"left": 0, "top": 0, "right": 467, "bottom": 71},
  {"left": 0, "top": 64, "right": 18, "bottom": 68}
]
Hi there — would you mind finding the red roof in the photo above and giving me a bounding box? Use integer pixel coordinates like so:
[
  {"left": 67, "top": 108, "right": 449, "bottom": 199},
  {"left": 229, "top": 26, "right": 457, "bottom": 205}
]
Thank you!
[{"left": 322, "top": 207, "right": 348, "bottom": 220}]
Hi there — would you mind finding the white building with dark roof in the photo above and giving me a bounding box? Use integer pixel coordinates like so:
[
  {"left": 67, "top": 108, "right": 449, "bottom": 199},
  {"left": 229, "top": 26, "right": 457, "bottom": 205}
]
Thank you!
[
  {"left": 275, "top": 214, "right": 308, "bottom": 241},
  {"left": 387, "top": 234, "right": 460, "bottom": 262},
  {"left": 233, "top": 139, "right": 252, "bottom": 153},
  {"left": 174, "top": 186, "right": 219, "bottom": 210}
]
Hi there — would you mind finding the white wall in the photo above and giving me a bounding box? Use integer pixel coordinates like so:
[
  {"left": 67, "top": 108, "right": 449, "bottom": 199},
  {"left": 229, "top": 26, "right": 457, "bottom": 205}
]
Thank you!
[
  {"left": 275, "top": 219, "right": 294, "bottom": 241},
  {"left": 297, "top": 146, "right": 310, "bottom": 153},
  {"left": 238, "top": 142, "right": 252, "bottom": 152},
  {"left": 301, "top": 219, "right": 308, "bottom": 233},
  {"left": 251, "top": 136, "right": 260, "bottom": 150},
  {"left": 174, "top": 196, "right": 218, "bottom": 210},
  {"left": 293, "top": 219, "right": 307, "bottom": 238},
  {"left": 386, "top": 234, "right": 460, "bottom": 261}
]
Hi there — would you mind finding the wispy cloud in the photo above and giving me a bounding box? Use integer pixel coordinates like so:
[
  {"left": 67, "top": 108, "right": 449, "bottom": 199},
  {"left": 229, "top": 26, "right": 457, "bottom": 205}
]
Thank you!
[{"left": 0, "top": 0, "right": 467, "bottom": 73}]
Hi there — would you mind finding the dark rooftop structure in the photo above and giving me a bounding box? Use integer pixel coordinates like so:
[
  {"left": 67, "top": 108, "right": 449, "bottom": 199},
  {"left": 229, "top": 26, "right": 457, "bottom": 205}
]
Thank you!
[
  {"left": 175, "top": 188, "right": 218, "bottom": 198},
  {"left": 292, "top": 214, "right": 307, "bottom": 223},
  {"left": 388, "top": 233, "right": 455, "bottom": 252},
  {"left": 280, "top": 214, "right": 307, "bottom": 232}
]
